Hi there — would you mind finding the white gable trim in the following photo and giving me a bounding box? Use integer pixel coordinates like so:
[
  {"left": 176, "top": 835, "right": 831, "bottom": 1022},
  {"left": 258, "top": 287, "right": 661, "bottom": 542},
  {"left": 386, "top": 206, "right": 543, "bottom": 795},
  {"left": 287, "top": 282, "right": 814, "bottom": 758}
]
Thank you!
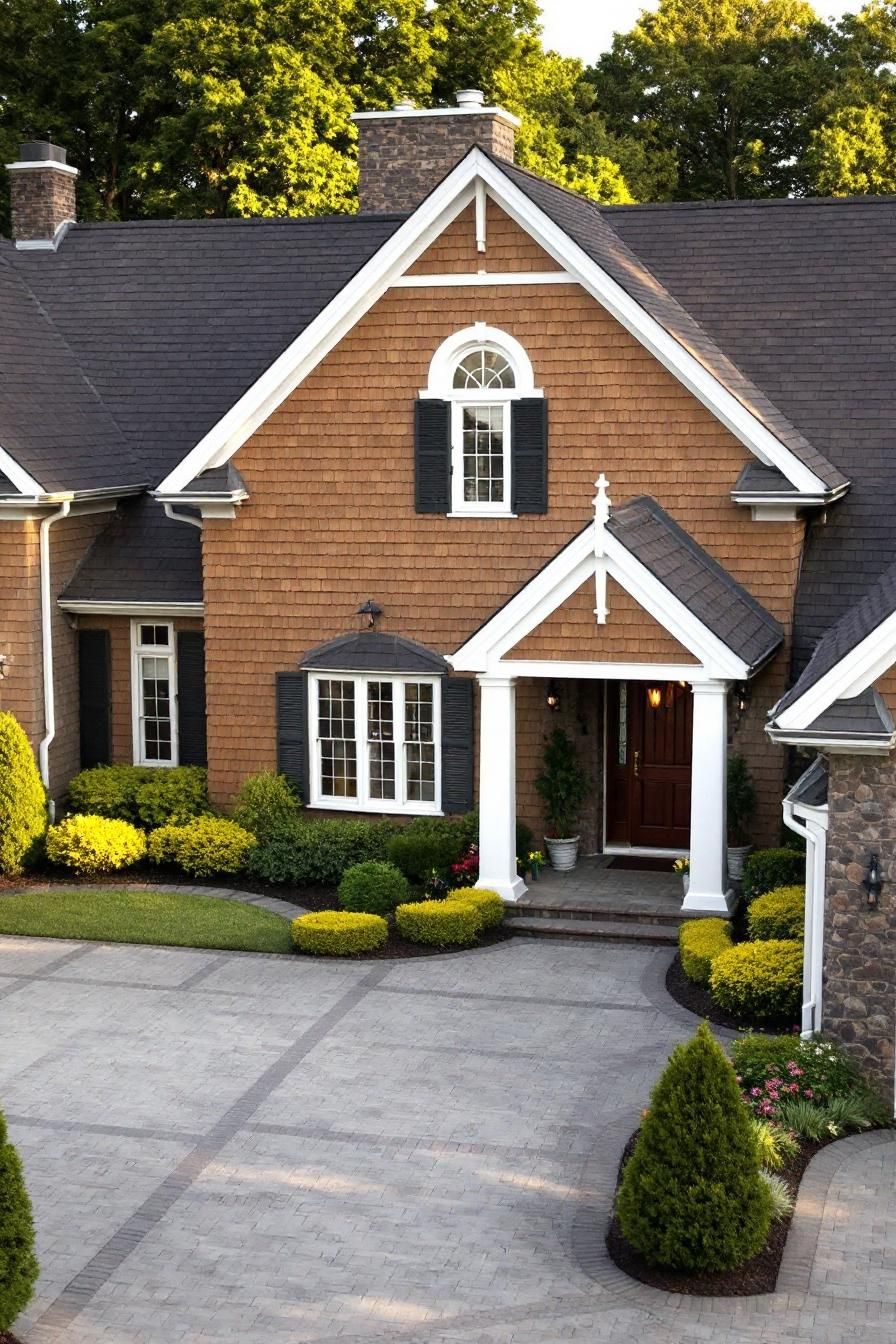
[
  {"left": 0, "top": 443, "right": 43, "bottom": 495},
  {"left": 448, "top": 522, "right": 750, "bottom": 680},
  {"left": 156, "top": 147, "right": 831, "bottom": 497},
  {"left": 773, "top": 609, "right": 896, "bottom": 732}
]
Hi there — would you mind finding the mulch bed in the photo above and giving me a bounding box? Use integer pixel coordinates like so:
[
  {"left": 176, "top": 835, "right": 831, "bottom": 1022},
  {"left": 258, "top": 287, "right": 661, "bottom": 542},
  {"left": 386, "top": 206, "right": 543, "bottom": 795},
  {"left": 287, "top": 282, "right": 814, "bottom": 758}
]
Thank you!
[
  {"left": 665, "top": 952, "right": 798, "bottom": 1034},
  {"left": 606, "top": 1128, "right": 826, "bottom": 1296}
]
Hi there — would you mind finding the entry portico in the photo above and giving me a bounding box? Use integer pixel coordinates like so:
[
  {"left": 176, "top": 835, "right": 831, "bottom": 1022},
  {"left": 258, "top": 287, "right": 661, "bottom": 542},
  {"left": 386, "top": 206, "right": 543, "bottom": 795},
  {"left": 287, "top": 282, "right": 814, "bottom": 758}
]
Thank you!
[{"left": 450, "top": 478, "right": 783, "bottom": 914}]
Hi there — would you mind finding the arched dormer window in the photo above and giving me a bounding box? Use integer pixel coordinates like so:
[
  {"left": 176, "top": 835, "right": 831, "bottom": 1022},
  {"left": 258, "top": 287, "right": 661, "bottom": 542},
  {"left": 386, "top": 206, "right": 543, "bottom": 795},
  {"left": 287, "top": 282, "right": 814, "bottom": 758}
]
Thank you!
[{"left": 416, "top": 324, "right": 548, "bottom": 518}]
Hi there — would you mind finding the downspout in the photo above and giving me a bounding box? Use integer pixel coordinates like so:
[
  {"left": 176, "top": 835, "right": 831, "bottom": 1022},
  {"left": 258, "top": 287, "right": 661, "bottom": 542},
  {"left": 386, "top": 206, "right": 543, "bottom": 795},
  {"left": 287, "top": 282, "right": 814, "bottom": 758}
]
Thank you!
[
  {"left": 38, "top": 499, "right": 71, "bottom": 811},
  {"left": 163, "top": 502, "right": 202, "bottom": 531},
  {"left": 784, "top": 796, "right": 828, "bottom": 1038}
]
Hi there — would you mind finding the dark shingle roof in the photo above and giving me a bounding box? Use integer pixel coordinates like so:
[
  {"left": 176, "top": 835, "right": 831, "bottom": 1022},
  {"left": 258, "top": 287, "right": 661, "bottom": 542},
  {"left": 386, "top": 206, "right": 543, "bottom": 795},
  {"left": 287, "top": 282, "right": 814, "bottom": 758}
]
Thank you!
[
  {"left": 183, "top": 463, "right": 247, "bottom": 495},
  {"left": 608, "top": 496, "right": 783, "bottom": 671},
  {"left": 786, "top": 756, "right": 828, "bottom": 807},
  {"left": 60, "top": 497, "right": 202, "bottom": 603},
  {"left": 732, "top": 462, "right": 800, "bottom": 496},
  {"left": 806, "top": 687, "right": 895, "bottom": 738},
  {"left": 7, "top": 214, "right": 406, "bottom": 488},
  {"left": 300, "top": 631, "right": 448, "bottom": 674},
  {"left": 0, "top": 468, "right": 19, "bottom": 495}
]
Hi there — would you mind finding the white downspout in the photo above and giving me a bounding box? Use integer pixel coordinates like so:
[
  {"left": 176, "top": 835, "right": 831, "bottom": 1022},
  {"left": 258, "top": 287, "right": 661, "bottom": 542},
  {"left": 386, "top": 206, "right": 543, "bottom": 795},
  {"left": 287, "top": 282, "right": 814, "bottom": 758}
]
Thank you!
[
  {"left": 163, "top": 502, "right": 203, "bottom": 530},
  {"left": 38, "top": 500, "right": 71, "bottom": 809},
  {"left": 784, "top": 795, "right": 828, "bottom": 1037}
]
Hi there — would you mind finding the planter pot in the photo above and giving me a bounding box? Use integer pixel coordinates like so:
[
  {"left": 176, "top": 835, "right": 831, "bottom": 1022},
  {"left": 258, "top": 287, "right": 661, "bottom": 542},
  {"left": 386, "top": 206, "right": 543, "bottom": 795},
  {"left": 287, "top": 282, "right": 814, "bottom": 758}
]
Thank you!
[
  {"left": 545, "top": 836, "right": 580, "bottom": 872},
  {"left": 727, "top": 844, "right": 752, "bottom": 882},
  {"left": 529, "top": 865, "right": 540, "bottom": 882}
]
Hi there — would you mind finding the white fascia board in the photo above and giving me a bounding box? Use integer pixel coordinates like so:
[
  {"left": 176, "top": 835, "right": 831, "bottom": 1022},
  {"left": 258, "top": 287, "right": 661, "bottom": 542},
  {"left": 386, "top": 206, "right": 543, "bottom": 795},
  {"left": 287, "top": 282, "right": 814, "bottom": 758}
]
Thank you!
[
  {"left": 0, "top": 444, "right": 43, "bottom": 494},
  {"left": 156, "top": 147, "right": 830, "bottom": 497},
  {"left": 774, "top": 608, "right": 896, "bottom": 731},
  {"left": 392, "top": 271, "right": 577, "bottom": 287},
  {"left": 768, "top": 728, "right": 895, "bottom": 755},
  {"left": 494, "top": 658, "right": 710, "bottom": 683},
  {"left": 58, "top": 600, "right": 204, "bottom": 616}
]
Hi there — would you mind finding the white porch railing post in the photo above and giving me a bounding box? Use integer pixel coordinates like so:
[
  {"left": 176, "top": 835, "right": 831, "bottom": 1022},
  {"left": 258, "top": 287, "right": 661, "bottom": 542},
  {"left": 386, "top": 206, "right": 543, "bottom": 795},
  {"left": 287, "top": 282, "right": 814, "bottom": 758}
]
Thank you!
[
  {"left": 682, "top": 681, "right": 733, "bottom": 914},
  {"left": 476, "top": 674, "right": 527, "bottom": 903}
]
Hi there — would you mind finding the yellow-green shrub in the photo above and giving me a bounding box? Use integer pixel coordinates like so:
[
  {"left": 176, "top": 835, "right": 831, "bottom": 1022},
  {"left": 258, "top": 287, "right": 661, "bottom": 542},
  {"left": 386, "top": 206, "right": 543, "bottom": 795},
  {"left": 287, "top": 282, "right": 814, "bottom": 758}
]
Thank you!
[
  {"left": 291, "top": 910, "right": 388, "bottom": 955},
  {"left": 710, "top": 940, "right": 803, "bottom": 1023},
  {"left": 748, "top": 886, "right": 805, "bottom": 942},
  {"left": 147, "top": 816, "right": 255, "bottom": 878},
  {"left": 46, "top": 815, "right": 145, "bottom": 875},
  {"left": 451, "top": 887, "right": 504, "bottom": 929},
  {"left": 0, "top": 711, "right": 46, "bottom": 875},
  {"left": 678, "top": 917, "right": 733, "bottom": 986},
  {"left": 395, "top": 898, "right": 483, "bottom": 946}
]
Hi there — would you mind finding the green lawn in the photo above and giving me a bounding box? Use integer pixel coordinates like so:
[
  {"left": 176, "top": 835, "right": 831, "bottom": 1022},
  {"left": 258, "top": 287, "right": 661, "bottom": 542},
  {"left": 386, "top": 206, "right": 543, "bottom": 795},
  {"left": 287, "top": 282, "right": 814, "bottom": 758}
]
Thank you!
[{"left": 0, "top": 888, "right": 293, "bottom": 953}]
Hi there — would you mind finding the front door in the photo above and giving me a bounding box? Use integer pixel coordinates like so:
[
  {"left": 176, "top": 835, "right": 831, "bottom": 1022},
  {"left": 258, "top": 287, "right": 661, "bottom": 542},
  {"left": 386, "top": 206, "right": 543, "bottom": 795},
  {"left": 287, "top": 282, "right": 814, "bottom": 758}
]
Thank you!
[{"left": 606, "top": 681, "right": 692, "bottom": 849}]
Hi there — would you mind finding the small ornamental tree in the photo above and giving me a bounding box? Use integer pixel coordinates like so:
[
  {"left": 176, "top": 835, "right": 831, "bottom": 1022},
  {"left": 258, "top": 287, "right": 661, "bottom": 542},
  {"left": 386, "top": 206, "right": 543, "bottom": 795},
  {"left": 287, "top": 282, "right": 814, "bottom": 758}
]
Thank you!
[
  {"left": 616, "top": 1022, "right": 773, "bottom": 1272},
  {"left": 534, "top": 729, "right": 589, "bottom": 838},
  {"left": 0, "top": 711, "right": 46, "bottom": 876},
  {"left": 0, "top": 1106, "right": 39, "bottom": 1331}
]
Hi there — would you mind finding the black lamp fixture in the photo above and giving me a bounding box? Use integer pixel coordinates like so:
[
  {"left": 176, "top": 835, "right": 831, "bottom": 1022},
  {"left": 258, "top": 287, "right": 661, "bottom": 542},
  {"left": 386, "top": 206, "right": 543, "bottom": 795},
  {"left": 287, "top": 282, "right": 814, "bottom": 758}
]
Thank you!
[
  {"left": 864, "top": 853, "right": 883, "bottom": 908},
  {"left": 356, "top": 599, "right": 382, "bottom": 630},
  {"left": 0, "top": 653, "right": 7, "bottom": 680},
  {"left": 545, "top": 680, "right": 561, "bottom": 712}
]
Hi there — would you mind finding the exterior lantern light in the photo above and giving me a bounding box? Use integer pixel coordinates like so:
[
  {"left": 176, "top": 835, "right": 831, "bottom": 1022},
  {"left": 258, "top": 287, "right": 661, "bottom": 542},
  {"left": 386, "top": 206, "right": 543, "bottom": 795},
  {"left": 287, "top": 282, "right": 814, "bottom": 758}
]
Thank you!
[
  {"left": 864, "top": 853, "right": 883, "bottom": 908},
  {"left": 646, "top": 686, "right": 662, "bottom": 711},
  {"left": 545, "top": 681, "right": 561, "bottom": 712},
  {"left": 356, "top": 599, "right": 382, "bottom": 630},
  {"left": 0, "top": 653, "right": 8, "bottom": 679}
]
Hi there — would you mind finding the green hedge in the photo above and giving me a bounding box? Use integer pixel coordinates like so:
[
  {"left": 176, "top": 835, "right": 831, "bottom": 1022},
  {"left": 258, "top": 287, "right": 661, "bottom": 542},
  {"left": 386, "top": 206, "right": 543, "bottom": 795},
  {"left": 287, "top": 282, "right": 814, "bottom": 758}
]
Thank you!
[
  {"left": 67, "top": 764, "right": 208, "bottom": 827},
  {"left": 291, "top": 911, "right": 388, "bottom": 956},
  {"left": 46, "top": 814, "right": 146, "bottom": 875},
  {"left": 395, "top": 898, "right": 483, "bottom": 946},
  {"left": 747, "top": 886, "right": 805, "bottom": 941},
  {"left": 678, "top": 918, "right": 733, "bottom": 986},
  {"left": 386, "top": 829, "right": 465, "bottom": 882},
  {"left": 0, "top": 711, "right": 46, "bottom": 876},
  {"left": 742, "top": 848, "right": 805, "bottom": 903},
  {"left": 338, "top": 861, "right": 410, "bottom": 915},
  {"left": 231, "top": 771, "right": 301, "bottom": 842},
  {"left": 247, "top": 818, "right": 398, "bottom": 886},
  {"left": 147, "top": 816, "right": 256, "bottom": 878},
  {"left": 710, "top": 940, "right": 803, "bottom": 1023}
]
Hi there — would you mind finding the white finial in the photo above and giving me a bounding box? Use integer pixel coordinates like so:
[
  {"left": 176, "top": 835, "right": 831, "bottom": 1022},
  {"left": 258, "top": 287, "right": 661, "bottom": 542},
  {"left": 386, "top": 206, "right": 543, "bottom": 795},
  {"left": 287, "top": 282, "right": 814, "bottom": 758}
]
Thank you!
[{"left": 593, "top": 474, "right": 611, "bottom": 625}]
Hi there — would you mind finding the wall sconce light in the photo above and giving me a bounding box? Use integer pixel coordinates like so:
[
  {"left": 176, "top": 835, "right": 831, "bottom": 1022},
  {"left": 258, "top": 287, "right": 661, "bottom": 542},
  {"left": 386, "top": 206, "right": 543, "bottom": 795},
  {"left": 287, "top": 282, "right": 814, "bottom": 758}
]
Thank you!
[
  {"left": 646, "top": 686, "right": 662, "bottom": 711},
  {"left": 356, "top": 599, "right": 382, "bottom": 630},
  {"left": 864, "top": 853, "right": 883, "bottom": 908},
  {"left": 735, "top": 682, "right": 751, "bottom": 715},
  {"left": 545, "top": 681, "right": 561, "bottom": 712},
  {"left": 0, "top": 654, "right": 8, "bottom": 679}
]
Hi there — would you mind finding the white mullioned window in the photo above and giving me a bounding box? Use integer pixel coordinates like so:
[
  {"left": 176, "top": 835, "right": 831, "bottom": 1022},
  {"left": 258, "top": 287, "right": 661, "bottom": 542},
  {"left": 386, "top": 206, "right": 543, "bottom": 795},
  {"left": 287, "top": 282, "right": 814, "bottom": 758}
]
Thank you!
[
  {"left": 131, "top": 621, "right": 178, "bottom": 766},
  {"left": 309, "top": 673, "right": 441, "bottom": 814}
]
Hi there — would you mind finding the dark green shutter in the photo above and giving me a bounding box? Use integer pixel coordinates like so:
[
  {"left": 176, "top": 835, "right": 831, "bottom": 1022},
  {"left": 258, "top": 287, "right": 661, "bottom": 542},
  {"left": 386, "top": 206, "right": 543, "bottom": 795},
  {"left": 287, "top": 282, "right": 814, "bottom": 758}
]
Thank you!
[
  {"left": 441, "top": 677, "right": 474, "bottom": 813},
  {"left": 176, "top": 631, "right": 207, "bottom": 766},
  {"left": 511, "top": 397, "right": 548, "bottom": 514},
  {"left": 414, "top": 399, "right": 451, "bottom": 513},
  {"left": 276, "top": 671, "right": 309, "bottom": 802},
  {"left": 78, "top": 629, "right": 111, "bottom": 768}
]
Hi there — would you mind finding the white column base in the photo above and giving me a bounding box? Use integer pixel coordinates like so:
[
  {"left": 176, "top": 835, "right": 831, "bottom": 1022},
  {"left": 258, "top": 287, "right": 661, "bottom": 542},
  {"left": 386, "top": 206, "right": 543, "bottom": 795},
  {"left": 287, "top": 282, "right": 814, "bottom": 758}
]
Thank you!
[
  {"left": 478, "top": 874, "right": 528, "bottom": 903},
  {"left": 681, "top": 887, "right": 736, "bottom": 915}
]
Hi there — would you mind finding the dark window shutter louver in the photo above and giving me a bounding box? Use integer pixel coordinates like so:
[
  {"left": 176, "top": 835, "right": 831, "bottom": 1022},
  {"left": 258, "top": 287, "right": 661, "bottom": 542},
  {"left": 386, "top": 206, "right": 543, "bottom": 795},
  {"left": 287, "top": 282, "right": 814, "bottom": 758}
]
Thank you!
[
  {"left": 414, "top": 399, "right": 451, "bottom": 513},
  {"left": 511, "top": 397, "right": 548, "bottom": 514},
  {"left": 176, "top": 631, "right": 207, "bottom": 766},
  {"left": 276, "top": 671, "right": 309, "bottom": 802},
  {"left": 78, "top": 629, "right": 111, "bottom": 768},
  {"left": 441, "top": 677, "right": 474, "bottom": 814}
]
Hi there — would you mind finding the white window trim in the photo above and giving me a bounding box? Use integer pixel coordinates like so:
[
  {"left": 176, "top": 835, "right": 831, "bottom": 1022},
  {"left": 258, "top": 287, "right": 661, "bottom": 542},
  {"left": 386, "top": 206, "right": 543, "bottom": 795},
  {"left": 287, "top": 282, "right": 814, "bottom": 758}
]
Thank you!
[
  {"left": 130, "top": 620, "right": 179, "bottom": 767},
  {"left": 308, "top": 672, "right": 442, "bottom": 816}
]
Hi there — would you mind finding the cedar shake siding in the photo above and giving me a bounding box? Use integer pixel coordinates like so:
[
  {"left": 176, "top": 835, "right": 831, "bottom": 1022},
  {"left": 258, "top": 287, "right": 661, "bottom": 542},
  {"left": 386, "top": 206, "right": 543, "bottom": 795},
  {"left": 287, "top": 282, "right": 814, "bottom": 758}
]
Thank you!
[
  {"left": 200, "top": 208, "right": 803, "bottom": 837},
  {"left": 508, "top": 579, "right": 699, "bottom": 663},
  {"left": 407, "top": 202, "right": 558, "bottom": 275},
  {"left": 0, "top": 521, "right": 42, "bottom": 738}
]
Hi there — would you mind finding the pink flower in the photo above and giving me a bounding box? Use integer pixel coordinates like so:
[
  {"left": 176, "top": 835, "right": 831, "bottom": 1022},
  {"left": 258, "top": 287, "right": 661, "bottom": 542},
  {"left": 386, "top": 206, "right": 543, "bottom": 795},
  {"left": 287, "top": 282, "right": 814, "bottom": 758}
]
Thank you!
[
  {"left": 804, "top": 1088, "right": 814, "bottom": 1099},
  {"left": 751, "top": 1087, "right": 762, "bottom": 1097}
]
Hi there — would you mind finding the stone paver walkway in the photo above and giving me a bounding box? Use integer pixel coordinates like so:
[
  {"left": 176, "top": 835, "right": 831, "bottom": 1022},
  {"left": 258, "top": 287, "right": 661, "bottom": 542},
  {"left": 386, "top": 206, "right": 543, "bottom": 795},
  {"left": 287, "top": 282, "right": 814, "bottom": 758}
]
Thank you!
[
  {"left": 0, "top": 931, "right": 893, "bottom": 1343},
  {"left": 521, "top": 857, "right": 684, "bottom": 914}
]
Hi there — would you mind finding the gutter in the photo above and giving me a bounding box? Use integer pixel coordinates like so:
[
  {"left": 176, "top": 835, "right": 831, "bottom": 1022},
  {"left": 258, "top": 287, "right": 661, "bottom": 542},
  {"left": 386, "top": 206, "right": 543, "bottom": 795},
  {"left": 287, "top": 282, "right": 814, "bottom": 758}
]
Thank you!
[{"left": 38, "top": 499, "right": 71, "bottom": 805}]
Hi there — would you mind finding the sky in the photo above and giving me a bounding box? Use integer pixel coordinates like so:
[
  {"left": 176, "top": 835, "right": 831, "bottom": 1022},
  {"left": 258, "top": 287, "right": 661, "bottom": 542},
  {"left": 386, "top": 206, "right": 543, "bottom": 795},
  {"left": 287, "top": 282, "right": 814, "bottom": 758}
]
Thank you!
[{"left": 539, "top": 0, "right": 867, "bottom": 61}]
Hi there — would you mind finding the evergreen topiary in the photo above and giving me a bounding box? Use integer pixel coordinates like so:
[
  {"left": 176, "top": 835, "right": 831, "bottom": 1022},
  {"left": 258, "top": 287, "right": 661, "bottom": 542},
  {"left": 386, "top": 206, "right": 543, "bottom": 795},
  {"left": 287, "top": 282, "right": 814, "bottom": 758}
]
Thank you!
[
  {"left": 616, "top": 1022, "right": 774, "bottom": 1272},
  {"left": 0, "top": 712, "right": 46, "bottom": 876},
  {"left": 0, "top": 1105, "right": 39, "bottom": 1330},
  {"left": 338, "top": 861, "right": 410, "bottom": 915},
  {"left": 232, "top": 771, "right": 301, "bottom": 842}
]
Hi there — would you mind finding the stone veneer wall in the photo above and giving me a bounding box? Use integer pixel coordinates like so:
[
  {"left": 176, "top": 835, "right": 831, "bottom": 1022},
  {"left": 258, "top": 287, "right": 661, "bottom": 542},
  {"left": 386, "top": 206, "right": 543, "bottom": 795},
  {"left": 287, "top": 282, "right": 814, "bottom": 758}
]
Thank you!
[{"left": 822, "top": 754, "right": 896, "bottom": 1097}]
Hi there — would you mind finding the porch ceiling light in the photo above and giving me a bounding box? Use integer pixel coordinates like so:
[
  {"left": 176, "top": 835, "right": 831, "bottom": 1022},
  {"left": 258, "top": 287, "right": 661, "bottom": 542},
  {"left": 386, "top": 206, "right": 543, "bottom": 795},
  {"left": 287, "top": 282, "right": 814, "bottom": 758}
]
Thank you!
[
  {"left": 356, "top": 599, "right": 383, "bottom": 630},
  {"left": 545, "top": 680, "right": 561, "bottom": 712},
  {"left": 646, "top": 686, "right": 662, "bottom": 710}
]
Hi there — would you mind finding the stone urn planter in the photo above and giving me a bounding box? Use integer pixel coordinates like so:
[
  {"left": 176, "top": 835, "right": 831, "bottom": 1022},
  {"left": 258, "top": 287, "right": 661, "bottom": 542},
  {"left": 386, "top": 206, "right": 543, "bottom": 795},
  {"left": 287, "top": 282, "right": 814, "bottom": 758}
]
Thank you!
[{"left": 545, "top": 836, "right": 580, "bottom": 872}]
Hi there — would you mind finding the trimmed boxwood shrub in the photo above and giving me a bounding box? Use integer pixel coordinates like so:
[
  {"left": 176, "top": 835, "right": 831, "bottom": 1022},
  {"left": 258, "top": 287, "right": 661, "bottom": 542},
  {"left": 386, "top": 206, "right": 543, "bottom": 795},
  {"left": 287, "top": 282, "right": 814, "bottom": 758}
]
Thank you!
[
  {"left": 748, "top": 885, "right": 805, "bottom": 942},
  {"left": 67, "top": 764, "right": 154, "bottom": 821},
  {"left": 0, "top": 711, "right": 46, "bottom": 876},
  {"left": 742, "top": 847, "right": 805, "bottom": 903},
  {"left": 247, "top": 818, "right": 397, "bottom": 886},
  {"left": 395, "top": 898, "right": 483, "bottom": 946},
  {"left": 134, "top": 767, "right": 208, "bottom": 827},
  {"left": 147, "top": 816, "right": 256, "bottom": 878},
  {"left": 616, "top": 1022, "right": 773, "bottom": 1271},
  {"left": 0, "top": 1105, "right": 38, "bottom": 1331},
  {"left": 387, "top": 829, "right": 466, "bottom": 882},
  {"left": 231, "top": 771, "right": 301, "bottom": 842},
  {"left": 338, "top": 861, "right": 410, "bottom": 916},
  {"left": 678, "top": 917, "right": 733, "bottom": 986},
  {"left": 451, "top": 886, "right": 504, "bottom": 929},
  {"left": 291, "top": 910, "right": 388, "bottom": 955},
  {"left": 46, "top": 814, "right": 145, "bottom": 875},
  {"left": 710, "top": 939, "right": 803, "bottom": 1023},
  {"left": 67, "top": 764, "right": 208, "bottom": 826}
]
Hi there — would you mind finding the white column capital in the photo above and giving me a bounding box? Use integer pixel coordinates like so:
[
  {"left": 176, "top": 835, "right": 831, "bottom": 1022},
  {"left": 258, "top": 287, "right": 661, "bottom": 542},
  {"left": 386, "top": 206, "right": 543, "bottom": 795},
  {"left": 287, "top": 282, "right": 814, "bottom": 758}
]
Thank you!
[
  {"left": 690, "top": 680, "right": 731, "bottom": 698},
  {"left": 477, "top": 673, "right": 516, "bottom": 689}
]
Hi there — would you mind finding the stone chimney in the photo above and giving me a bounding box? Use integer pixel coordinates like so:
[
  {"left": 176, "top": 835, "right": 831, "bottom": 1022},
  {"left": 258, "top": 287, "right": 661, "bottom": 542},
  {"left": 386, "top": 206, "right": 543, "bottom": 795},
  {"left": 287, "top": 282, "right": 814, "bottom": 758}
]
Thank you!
[
  {"left": 6, "top": 141, "right": 78, "bottom": 248},
  {"left": 352, "top": 90, "right": 518, "bottom": 214}
]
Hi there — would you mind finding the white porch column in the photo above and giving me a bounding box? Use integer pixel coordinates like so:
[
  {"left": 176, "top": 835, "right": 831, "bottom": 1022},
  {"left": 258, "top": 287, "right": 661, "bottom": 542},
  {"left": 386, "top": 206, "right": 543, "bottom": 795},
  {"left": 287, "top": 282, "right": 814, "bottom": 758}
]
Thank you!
[
  {"left": 681, "top": 681, "right": 733, "bottom": 914},
  {"left": 476, "top": 674, "right": 527, "bottom": 903}
]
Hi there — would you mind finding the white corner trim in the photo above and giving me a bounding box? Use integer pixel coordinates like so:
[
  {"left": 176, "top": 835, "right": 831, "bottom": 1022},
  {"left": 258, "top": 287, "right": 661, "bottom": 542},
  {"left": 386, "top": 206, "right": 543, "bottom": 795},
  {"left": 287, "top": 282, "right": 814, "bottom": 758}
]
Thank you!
[
  {"left": 154, "top": 147, "right": 834, "bottom": 497},
  {"left": 0, "top": 443, "right": 43, "bottom": 494},
  {"left": 14, "top": 218, "right": 75, "bottom": 251},
  {"left": 773, "top": 608, "right": 896, "bottom": 732},
  {"left": 392, "top": 271, "right": 577, "bottom": 287}
]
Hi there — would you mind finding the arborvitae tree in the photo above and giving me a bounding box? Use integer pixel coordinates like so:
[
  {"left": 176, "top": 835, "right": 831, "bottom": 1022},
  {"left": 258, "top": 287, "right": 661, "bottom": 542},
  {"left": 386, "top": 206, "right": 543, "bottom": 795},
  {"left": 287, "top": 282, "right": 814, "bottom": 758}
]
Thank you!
[
  {"left": 616, "top": 1022, "right": 773, "bottom": 1271},
  {"left": 0, "top": 1106, "right": 39, "bottom": 1331},
  {"left": 0, "top": 712, "right": 46, "bottom": 876}
]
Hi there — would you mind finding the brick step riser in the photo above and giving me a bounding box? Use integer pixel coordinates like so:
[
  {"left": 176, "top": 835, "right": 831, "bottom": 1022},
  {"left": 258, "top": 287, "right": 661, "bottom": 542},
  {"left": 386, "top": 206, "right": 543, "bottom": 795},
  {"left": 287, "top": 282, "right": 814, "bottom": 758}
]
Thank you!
[
  {"left": 505, "top": 905, "right": 687, "bottom": 927},
  {"left": 507, "top": 923, "right": 677, "bottom": 946}
]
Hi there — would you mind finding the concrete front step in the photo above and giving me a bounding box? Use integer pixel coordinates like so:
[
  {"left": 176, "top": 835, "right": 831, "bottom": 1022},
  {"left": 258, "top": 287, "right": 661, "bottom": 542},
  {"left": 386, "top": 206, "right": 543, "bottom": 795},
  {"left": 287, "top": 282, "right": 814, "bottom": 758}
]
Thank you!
[
  {"left": 506, "top": 916, "right": 678, "bottom": 945},
  {"left": 506, "top": 902, "right": 689, "bottom": 926}
]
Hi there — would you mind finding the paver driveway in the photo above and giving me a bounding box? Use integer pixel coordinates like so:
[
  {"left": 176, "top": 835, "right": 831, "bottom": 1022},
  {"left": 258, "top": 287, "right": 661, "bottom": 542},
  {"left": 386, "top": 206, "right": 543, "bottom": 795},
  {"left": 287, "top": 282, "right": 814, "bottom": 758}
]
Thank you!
[{"left": 1, "top": 932, "right": 894, "bottom": 1343}]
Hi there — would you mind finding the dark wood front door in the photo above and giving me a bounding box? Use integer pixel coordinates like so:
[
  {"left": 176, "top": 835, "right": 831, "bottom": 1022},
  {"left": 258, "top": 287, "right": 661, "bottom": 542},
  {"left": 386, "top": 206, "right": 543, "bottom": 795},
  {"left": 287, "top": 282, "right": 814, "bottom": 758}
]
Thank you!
[{"left": 606, "top": 681, "right": 692, "bottom": 849}]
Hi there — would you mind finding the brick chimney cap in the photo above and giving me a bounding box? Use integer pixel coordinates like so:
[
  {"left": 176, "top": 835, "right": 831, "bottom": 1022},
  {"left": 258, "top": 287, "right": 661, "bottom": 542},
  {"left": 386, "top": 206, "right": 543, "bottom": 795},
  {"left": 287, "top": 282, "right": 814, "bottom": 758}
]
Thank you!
[
  {"left": 19, "top": 140, "right": 68, "bottom": 165},
  {"left": 455, "top": 89, "right": 484, "bottom": 108}
]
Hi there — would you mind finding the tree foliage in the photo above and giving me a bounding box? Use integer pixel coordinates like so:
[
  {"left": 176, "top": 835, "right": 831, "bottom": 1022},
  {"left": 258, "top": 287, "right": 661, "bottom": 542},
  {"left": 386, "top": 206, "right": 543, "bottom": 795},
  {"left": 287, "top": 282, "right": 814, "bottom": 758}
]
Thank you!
[{"left": 0, "top": 1105, "right": 39, "bottom": 1331}]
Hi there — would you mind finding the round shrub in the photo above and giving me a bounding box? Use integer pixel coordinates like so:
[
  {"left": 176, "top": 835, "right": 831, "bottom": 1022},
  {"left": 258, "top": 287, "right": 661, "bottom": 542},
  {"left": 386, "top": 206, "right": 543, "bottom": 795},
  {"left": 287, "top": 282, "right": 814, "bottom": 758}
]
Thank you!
[
  {"left": 232, "top": 771, "right": 301, "bottom": 842},
  {"left": 0, "top": 711, "right": 46, "bottom": 876},
  {"left": 678, "top": 917, "right": 733, "bottom": 986},
  {"left": 67, "top": 764, "right": 154, "bottom": 822},
  {"left": 748, "top": 885, "right": 805, "bottom": 941},
  {"left": 147, "top": 816, "right": 256, "bottom": 878},
  {"left": 451, "top": 887, "right": 504, "bottom": 929},
  {"left": 46, "top": 814, "right": 145, "bottom": 875},
  {"left": 291, "top": 910, "right": 388, "bottom": 956},
  {"left": 134, "top": 766, "right": 208, "bottom": 827},
  {"left": 387, "top": 829, "right": 464, "bottom": 883},
  {"left": 338, "top": 860, "right": 410, "bottom": 915},
  {"left": 742, "top": 847, "right": 805, "bottom": 903},
  {"left": 395, "top": 898, "right": 483, "bottom": 946},
  {"left": 710, "top": 940, "right": 803, "bottom": 1023},
  {"left": 616, "top": 1022, "right": 773, "bottom": 1271},
  {"left": 0, "top": 1106, "right": 38, "bottom": 1331}
]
